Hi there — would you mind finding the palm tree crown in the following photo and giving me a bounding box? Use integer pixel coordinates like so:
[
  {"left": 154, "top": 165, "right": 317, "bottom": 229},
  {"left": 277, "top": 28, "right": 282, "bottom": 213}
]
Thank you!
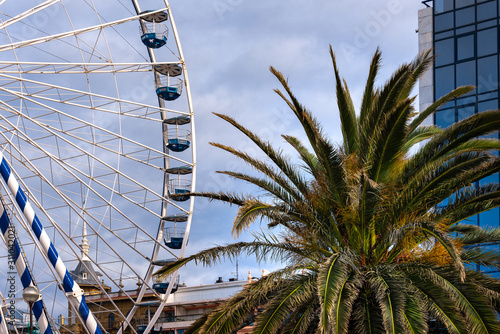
[{"left": 156, "top": 47, "right": 500, "bottom": 334}]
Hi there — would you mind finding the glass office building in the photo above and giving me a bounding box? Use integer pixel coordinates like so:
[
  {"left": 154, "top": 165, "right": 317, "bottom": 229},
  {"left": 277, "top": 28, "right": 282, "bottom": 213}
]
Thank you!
[{"left": 418, "top": 0, "right": 500, "bottom": 276}]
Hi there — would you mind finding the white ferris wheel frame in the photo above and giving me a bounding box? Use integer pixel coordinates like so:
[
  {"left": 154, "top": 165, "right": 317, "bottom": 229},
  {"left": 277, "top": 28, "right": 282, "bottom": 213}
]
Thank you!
[{"left": 0, "top": 1, "right": 197, "bottom": 334}]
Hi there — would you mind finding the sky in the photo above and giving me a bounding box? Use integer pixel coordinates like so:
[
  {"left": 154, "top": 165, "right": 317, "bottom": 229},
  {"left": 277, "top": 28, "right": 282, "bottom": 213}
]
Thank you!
[
  {"left": 0, "top": 0, "right": 427, "bottom": 290},
  {"left": 173, "top": 0, "right": 425, "bottom": 284}
]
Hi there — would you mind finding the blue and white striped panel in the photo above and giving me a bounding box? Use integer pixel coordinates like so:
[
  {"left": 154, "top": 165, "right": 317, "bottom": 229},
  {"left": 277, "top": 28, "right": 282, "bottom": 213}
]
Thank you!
[
  {"left": 0, "top": 201, "right": 52, "bottom": 334},
  {"left": 0, "top": 152, "right": 103, "bottom": 334}
]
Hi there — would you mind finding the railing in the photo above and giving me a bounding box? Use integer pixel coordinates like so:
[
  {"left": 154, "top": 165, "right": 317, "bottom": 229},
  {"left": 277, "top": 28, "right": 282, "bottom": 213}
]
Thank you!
[
  {"left": 105, "top": 321, "right": 123, "bottom": 330},
  {"left": 135, "top": 314, "right": 204, "bottom": 326}
]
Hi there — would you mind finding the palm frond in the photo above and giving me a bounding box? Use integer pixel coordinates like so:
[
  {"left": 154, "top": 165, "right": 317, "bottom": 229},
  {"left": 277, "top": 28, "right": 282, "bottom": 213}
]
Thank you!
[
  {"left": 408, "top": 85, "right": 474, "bottom": 133},
  {"left": 184, "top": 191, "right": 245, "bottom": 205},
  {"left": 404, "top": 110, "right": 500, "bottom": 177},
  {"left": 403, "top": 292, "right": 428, "bottom": 334},
  {"left": 317, "top": 253, "right": 349, "bottom": 332},
  {"left": 210, "top": 142, "right": 305, "bottom": 202},
  {"left": 360, "top": 48, "right": 382, "bottom": 124},
  {"left": 282, "top": 296, "right": 319, "bottom": 334},
  {"left": 330, "top": 45, "right": 358, "bottom": 155},
  {"left": 252, "top": 274, "right": 315, "bottom": 334},
  {"left": 402, "top": 125, "right": 442, "bottom": 153},
  {"left": 213, "top": 113, "right": 311, "bottom": 199},
  {"left": 282, "top": 135, "right": 319, "bottom": 178},
  {"left": 154, "top": 241, "right": 311, "bottom": 279},
  {"left": 217, "top": 170, "right": 299, "bottom": 204},
  {"left": 404, "top": 266, "right": 468, "bottom": 334},
  {"left": 271, "top": 66, "right": 348, "bottom": 207}
]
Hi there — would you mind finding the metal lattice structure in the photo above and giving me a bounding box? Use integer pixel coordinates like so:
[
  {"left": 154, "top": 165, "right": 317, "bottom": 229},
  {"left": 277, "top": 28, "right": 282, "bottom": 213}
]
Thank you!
[{"left": 0, "top": 1, "right": 196, "bottom": 333}]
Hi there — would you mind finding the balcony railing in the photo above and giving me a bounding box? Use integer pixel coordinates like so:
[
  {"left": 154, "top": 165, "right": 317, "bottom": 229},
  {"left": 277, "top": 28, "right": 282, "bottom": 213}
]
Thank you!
[{"left": 135, "top": 314, "right": 204, "bottom": 326}]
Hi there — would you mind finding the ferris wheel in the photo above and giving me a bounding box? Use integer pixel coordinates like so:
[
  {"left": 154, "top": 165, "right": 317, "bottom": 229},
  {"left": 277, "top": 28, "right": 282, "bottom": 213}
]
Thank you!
[{"left": 0, "top": 1, "right": 195, "bottom": 334}]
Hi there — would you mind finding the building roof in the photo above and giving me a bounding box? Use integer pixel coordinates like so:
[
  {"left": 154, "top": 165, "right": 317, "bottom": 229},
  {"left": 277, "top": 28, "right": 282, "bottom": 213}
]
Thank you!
[{"left": 69, "top": 257, "right": 104, "bottom": 287}]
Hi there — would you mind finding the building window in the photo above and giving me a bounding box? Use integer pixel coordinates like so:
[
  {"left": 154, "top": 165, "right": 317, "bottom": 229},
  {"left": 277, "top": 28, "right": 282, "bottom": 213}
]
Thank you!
[
  {"left": 435, "top": 12, "right": 454, "bottom": 32},
  {"left": 478, "top": 99, "right": 498, "bottom": 113},
  {"left": 456, "top": 60, "right": 476, "bottom": 89},
  {"left": 435, "top": 108, "right": 455, "bottom": 128},
  {"left": 108, "top": 313, "right": 115, "bottom": 328},
  {"left": 456, "top": 0, "right": 474, "bottom": 9},
  {"left": 82, "top": 272, "right": 87, "bottom": 279},
  {"left": 457, "top": 105, "right": 475, "bottom": 121},
  {"left": 165, "top": 311, "right": 175, "bottom": 322},
  {"left": 435, "top": 38, "right": 454, "bottom": 66},
  {"left": 477, "top": 1, "right": 497, "bottom": 21},
  {"left": 435, "top": 65, "right": 455, "bottom": 99},
  {"left": 455, "top": 7, "right": 476, "bottom": 27},
  {"left": 478, "top": 55, "right": 498, "bottom": 93},
  {"left": 434, "top": 0, "right": 454, "bottom": 13},
  {"left": 457, "top": 34, "right": 475, "bottom": 60},
  {"left": 478, "top": 28, "right": 497, "bottom": 57}
]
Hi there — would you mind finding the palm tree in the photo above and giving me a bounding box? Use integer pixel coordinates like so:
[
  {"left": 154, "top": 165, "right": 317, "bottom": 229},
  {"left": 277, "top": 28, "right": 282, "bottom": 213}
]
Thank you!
[{"left": 156, "top": 47, "right": 500, "bottom": 334}]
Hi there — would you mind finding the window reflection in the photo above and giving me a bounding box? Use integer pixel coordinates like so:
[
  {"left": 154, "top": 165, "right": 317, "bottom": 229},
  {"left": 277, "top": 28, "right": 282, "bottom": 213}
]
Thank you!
[
  {"left": 435, "top": 38, "right": 454, "bottom": 66},
  {"left": 478, "top": 28, "right": 497, "bottom": 57},
  {"left": 435, "top": 108, "right": 455, "bottom": 128},
  {"left": 457, "top": 60, "right": 476, "bottom": 89},
  {"left": 455, "top": 7, "right": 476, "bottom": 27},
  {"left": 435, "top": 65, "right": 455, "bottom": 99},
  {"left": 477, "top": 1, "right": 497, "bottom": 21},
  {"left": 434, "top": 0, "right": 454, "bottom": 13},
  {"left": 457, "top": 105, "right": 475, "bottom": 121},
  {"left": 457, "top": 34, "right": 475, "bottom": 60},
  {"left": 478, "top": 99, "right": 498, "bottom": 112},
  {"left": 478, "top": 56, "right": 498, "bottom": 94},
  {"left": 456, "top": 0, "right": 475, "bottom": 8},
  {"left": 435, "top": 12, "right": 454, "bottom": 31}
]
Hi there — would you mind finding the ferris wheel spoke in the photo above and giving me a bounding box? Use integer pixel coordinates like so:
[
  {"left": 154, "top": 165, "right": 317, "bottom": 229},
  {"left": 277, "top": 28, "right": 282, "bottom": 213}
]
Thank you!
[
  {"left": 0, "top": 0, "right": 61, "bottom": 31},
  {"left": 0, "top": 102, "right": 192, "bottom": 213},
  {"left": 0, "top": 73, "right": 188, "bottom": 119},
  {"left": 0, "top": 9, "right": 167, "bottom": 53},
  {"left": 0, "top": 162, "right": 171, "bottom": 319},
  {"left": 0, "top": 128, "right": 182, "bottom": 261},
  {"left": 0, "top": 96, "right": 189, "bottom": 170},
  {"left": 0, "top": 120, "right": 168, "bottom": 218},
  {"left": 0, "top": 61, "right": 183, "bottom": 75}
]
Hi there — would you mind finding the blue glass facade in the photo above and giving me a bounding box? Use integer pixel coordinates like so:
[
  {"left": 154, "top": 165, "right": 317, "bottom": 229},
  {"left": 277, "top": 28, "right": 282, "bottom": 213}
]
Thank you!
[{"left": 432, "top": 0, "right": 500, "bottom": 276}]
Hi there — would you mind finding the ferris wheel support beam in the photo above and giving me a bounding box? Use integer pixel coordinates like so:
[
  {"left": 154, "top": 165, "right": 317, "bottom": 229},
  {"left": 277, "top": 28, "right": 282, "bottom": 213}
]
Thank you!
[
  {"left": 0, "top": 152, "right": 103, "bottom": 334},
  {"left": 0, "top": 0, "right": 61, "bottom": 30},
  {"left": 0, "top": 199, "right": 53, "bottom": 334},
  {"left": 0, "top": 290, "right": 8, "bottom": 334}
]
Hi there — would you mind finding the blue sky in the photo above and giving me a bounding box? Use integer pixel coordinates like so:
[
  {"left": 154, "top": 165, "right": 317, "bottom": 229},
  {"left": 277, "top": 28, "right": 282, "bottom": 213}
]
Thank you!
[{"left": 175, "top": 0, "right": 425, "bottom": 284}]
